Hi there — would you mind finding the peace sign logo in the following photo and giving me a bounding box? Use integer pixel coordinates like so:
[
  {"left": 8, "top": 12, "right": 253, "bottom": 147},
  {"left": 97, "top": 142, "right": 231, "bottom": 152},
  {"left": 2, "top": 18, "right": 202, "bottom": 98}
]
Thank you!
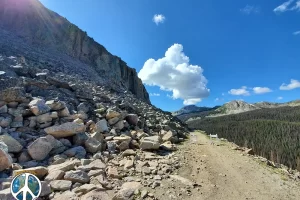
[{"left": 10, "top": 173, "right": 42, "bottom": 200}]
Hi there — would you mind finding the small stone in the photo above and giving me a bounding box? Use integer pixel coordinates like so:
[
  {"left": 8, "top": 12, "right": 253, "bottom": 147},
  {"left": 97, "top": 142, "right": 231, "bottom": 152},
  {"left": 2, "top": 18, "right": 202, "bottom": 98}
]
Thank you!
[
  {"left": 124, "top": 159, "right": 134, "bottom": 170},
  {"left": 122, "top": 149, "right": 136, "bottom": 157},
  {"left": 0, "top": 149, "right": 12, "bottom": 171},
  {"left": 95, "top": 119, "right": 108, "bottom": 133},
  {"left": 107, "top": 166, "right": 120, "bottom": 179},
  {"left": 29, "top": 99, "right": 51, "bottom": 116},
  {"left": 40, "top": 181, "right": 52, "bottom": 197},
  {"left": 141, "top": 190, "right": 148, "bottom": 198},
  {"left": 84, "top": 137, "right": 102, "bottom": 153},
  {"left": 45, "top": 170, "right": 65, "bottom": 181},
  {"left": 106, "top": 110, "right": 120, "bottom": 120}
]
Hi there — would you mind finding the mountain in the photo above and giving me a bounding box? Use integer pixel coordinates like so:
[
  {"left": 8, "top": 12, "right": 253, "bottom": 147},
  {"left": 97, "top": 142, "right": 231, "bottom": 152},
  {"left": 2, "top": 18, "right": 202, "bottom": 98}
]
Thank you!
[
  {"left": 172, "top": 105, "right": 217, "bottom": 116},
  {"left": 0, "top": 0, "right": 149, "bottom": 103}
]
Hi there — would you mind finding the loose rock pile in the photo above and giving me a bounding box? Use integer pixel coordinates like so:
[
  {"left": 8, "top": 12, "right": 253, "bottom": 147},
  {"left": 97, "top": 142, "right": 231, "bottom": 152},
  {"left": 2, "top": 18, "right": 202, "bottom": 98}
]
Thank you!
[{"left": 0, "top": 54, "right": 189, "bottom": 199}]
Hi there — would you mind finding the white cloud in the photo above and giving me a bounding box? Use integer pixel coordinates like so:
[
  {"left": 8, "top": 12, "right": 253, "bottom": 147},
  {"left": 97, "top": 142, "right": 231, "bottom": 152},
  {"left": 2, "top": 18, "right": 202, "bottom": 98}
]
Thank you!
[
  {"left": 149, "top": 93, "right": 160, "bottom": 96},
  {"left": 240, "top": 5, "right": 260, "bottom": 14},
  {"left": 280, "top": 79, "right": 300, "bottom": 90},
  {"left": 222, "top": 93, "right": 225, "bottom": 96},
  {"left": 228, "top": 86, "right": 250, "bottom": 96},
  {"left": 293, "top": 31, "right": 300, "bottom": 35},
  {"left": 215, "top": 98, "right": 220, "bottom": 101},
  {"left": 253, "top": 87, "right": 272, "bottom": 94},
  {"left": 138, "top": 44, "right": 210, "bottom": 106},
  {"left": 153, "top": 14, "right": 165, "bottom": 25},
  {"left": 277, "top": 96, "right": 283, "bottom": 100},
  {"left": 274, "top": 0, "right": 299, "bottom": 13}
]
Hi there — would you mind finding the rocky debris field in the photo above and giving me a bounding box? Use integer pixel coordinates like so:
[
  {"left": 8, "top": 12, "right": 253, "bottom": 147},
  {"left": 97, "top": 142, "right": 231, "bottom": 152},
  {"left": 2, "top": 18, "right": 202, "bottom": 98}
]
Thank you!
[{"left": 0, "top": 54, "right": 189, "bottom": 199}]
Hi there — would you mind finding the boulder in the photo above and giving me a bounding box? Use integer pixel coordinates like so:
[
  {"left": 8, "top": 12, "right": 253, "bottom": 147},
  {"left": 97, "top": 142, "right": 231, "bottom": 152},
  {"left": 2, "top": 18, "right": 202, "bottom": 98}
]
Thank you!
[
  {"left": 95, "top": 119, "right": 108, "bottom": 133},
  {"left": 113, "top": 120, "right": 124, "bottom": 130},
  {"left": 48, "top": 160, "right": 81, "bottom": 172},
  {"left": 108, "top": 117, "right": 119, "bottom": 125},
  {"left": 160, "top": 141, "right": 177, "bottom": 151},
  {"left": 40, "top": 181, "right": 52, "bottom": 197},
  {"left": 0, "top": 87, "right": 26, "bottom": 102},
  {"left": 73, "top": 132, "right": 89, "bottom": 146},
  {"left": 125, "top": 114, "right": 139, "bottom": 125},
  {"left": 162, "top": 131, "right": 174, "bottom": 142},
  {"left": 63, "top": 146, "right": 86, "bottom": 159},
  {"left": 13, "top": 166, "right": 48, "bottom": 179},
  {"left": 36, "top": 112, "right": 58, "bottom": 123},
  {"left": 28, "top": 99, "right": 51, "bottom": 115},
  {"left": 45, "top": 122, "right": 86, "bottom": 138},
  {"left": 80, "top": 190, "right": 110, "bottom": 200},
  {"left": 0, "top": 135, "right": 23, "bottom": 153},
  {"left": 106, "top": 110, "right": 120, "bottom": 120},
  {"left": 107, "top": 166, "right": 120, "bottom": 179},
  {"left": 0, "top": 149, "right": 12, "bottom": 171},
  {"left": 140, "top": 136, "right": 161, "bottom": 150},
  {"left": 27, "top": 137, "right": 53, "bottom": 160},
  {"left": 45, "top": 169, "right": 65, "bottom": 181},
  {"left": 112, "top": 182, "right": 142, "bottom": 200},
  {"left": 122, "top": 149, "right": 136, "bottom": 157},
  {"left": 50, "top": 180, "right": 72, "bottom": 191},
  {"left": 64, "top": 170, "right": 90, "bottom": 183},
  {"left": 84, "top": 137, "right": 102, "bottom": 153}
]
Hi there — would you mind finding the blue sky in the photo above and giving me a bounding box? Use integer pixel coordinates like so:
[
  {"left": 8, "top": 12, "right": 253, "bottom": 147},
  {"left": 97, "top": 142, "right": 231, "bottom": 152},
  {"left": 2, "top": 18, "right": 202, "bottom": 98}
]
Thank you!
[{"left": 40, "top": 0, "right": 300, "bottom": 111}]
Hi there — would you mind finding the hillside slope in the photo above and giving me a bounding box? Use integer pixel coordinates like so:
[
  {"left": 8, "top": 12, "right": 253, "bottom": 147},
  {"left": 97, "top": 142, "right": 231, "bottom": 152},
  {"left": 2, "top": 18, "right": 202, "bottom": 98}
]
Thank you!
[
  {"left": 0, "top": 0, "right": 149, "bottom": 102},
  {"left": 187, "top": 106, "right": 300, "bottom": 171}
]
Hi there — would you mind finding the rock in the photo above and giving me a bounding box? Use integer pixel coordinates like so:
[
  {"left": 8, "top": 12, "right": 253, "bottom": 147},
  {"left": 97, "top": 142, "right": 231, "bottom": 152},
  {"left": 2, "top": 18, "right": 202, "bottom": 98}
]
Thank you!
[
  {"left": 58, "top": 107, "right": 70, "bottom": 117},
  {"left": 118, "top": 140, "right": 130, "bottom": 151},
  {"left": 73, "top": 184, "right": 99, "bottom": 194},
  {"left": 81, "top": 159, "right": 93, "bottom": 166},
  {"left": 0, "top": 141, "right": 8, "bottom": 153},
  {"left": 27, "top": 137, "right": 53, "bottom": 160},
  {"left": 87, "top": 169, "right": 105, "bottom": 178},
  {"left": 90, "top": 132, "right": 104, "bottom": 143},
  {"left": 63, "top": 146, "right": 86, "bottom": 159},
  {"left": 108, "top": 117, "right": 119, "bottom": 125},
  {"left": 0, "top": 105, "right": 7, "bottom": 113},
  {"left": 160, "top": 141, "right": 177, "bottom": 151},
  {"left": 80, "top": 190, "right": 110, "bottom": 200},
  {"left": 106, "top": 110, "right": 120, "bottom": 120},
  {"left": 45, "top": 122, "right": 86, "bottom": 138},
  {"left": 112, "top": 182, "right": 142, "bottom": 200},
  {"left": 0, "top": 149, "right": 12, "bottom": 171},
  {"left": 0, "top": 115, "right": 12, "bottom": 127},
  {"left": 114, "top": 120, "right": 124, "bottom": 130},
  {"left": 73, "top": 132, "right": 89, "bottom": 146},
  {"left": 48, "top": 160, "right": 81, "bottom": 172},
  {"left": 107, "top": 166, "right": 120, "bottom": 179},
  {"left": 18, "top": 150, "right": 31, "bottom": 163},
  {"left": 0, "top": 135, "right": 23, "bottom": 153},
  {"left": 36, "top": 112, "right": 58, "bottom": 123},
  {"left": 28, "top": 99, "right": 51, "bottom": 115},
  {"left": 245, "top": 148, "right": 254, "bottom": 155},
  {"left": 13, "top": 166, "right": 48, "bottom": 179},
  {"left": 162, "top": 131, "right": 174, "bottom": 142},
  {"left": 45, "top": 169, "right": 65, "bottom": 181},
  {"left": 78, "top": 160, "right": 106, "bottom": 171},
  {"left": 50, "top": 180, "right": 72, "bottom": 191},
  {"left": 45, "top": 100, "right": 66, "bottom": 111},
  {"left": 140, "top": 136, "right": 161, "bottom": 150},
  {"left": 124, "top": 159, "right": 134, "bottom": 169},
  {"left": 77, "top": 102, "right": 90, "bottom": 113},
  {"left": 52, "top": 191, "right": 79, "bottom": 200},
  {"left": 122, "top": 149, "right": 136, "bottom": 157},
  {"left": 64, "top": 170, "right": 90, "bottom": 183},
  {"left": 141, "top": 190, "right": 148, "bottom": 199},
  {"left": 0, "top": 87, "right": 26, "bottom": 103},
  {"left": 107, "top": 141, "right": 117, "bottom": 154},
  {"left": 40, "top": 181, "right": 52, "bottom": 197},
  {"left": 125, "top": 114, "right": 138, "bottom": 126},
  {"left": 11, "top": 163, "right": 22, "bottom": 170},
  {"left": 169, "top": 175, "right": 194, "bottom": 187},
  {"left": 95, "top": 119, "right": 108, "bottom": 133},
  {"left": 0, "top": 188, "right": 13, "bottom": 200},
  {"left": 84, "top": 137, "right": 102, "bottom": 153}
]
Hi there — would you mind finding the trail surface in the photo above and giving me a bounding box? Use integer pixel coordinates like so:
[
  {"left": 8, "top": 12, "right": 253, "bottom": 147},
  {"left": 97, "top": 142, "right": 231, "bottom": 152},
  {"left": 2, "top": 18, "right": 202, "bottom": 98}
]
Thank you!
[{"left": 152, "top": 132, "right": 300, "bottom": 200}]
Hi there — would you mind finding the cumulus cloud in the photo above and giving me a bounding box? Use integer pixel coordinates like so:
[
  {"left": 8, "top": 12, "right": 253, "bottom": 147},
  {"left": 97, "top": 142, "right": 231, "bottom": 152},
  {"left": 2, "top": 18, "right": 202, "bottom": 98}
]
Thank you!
[
  {"left": 293, "top": 31, "right": 300, "bottom": 35},
  {"left": 279, "top": 79, "right": 300, "bottom": 90},
  {"left": 228, "top": 86, "right": 250, "bottom": 96},
  {"left": 149, "top": 93, "right": 160, "bottom": 96},
  {"left": 153, "top": 14, "right": 165, "bottom": 25},
  {"left": 277, "top": 96, "right": 283, "bottom": 100},
  {"left": 240, "top": 5, "right": 260, "bottom": 14},
  {"left": 253, "top": 87, "right": 272, "bottom": 94},
  {"left": 138, "top": 44, "right": 210, "bottom": 106},
  {"left": 274, "top": 0, "right": 300, "bottom": 13}
]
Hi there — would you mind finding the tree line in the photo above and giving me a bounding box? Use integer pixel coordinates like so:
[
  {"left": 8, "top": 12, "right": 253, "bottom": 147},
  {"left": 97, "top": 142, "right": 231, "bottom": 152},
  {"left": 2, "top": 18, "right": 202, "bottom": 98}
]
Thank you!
[{"left": 187, "top": 106, "right": 300, "bottom": 171}]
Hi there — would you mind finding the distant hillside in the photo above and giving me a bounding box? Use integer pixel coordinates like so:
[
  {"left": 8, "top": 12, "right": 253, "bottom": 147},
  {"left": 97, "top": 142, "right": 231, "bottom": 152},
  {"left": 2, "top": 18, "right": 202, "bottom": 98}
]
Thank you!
[
  {"left": 172, "top": 105, "right": 217, "bottom": 116},
  {"left": 187, "top": 106, "right": 300, "bottom": 171}
]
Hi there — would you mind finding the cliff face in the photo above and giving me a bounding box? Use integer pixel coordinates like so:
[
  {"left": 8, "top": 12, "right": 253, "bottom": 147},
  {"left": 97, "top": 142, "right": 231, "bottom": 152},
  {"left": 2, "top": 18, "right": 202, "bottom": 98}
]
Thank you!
[{"left": 0, "top": 0, "right": 150, "bottom": 103}]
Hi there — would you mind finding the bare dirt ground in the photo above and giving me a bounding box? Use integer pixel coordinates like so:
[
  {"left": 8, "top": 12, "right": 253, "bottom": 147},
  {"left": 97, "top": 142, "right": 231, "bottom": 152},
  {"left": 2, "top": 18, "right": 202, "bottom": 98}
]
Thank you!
[{"left": 150, "top": 131, "right": 300, "bottom": 200}]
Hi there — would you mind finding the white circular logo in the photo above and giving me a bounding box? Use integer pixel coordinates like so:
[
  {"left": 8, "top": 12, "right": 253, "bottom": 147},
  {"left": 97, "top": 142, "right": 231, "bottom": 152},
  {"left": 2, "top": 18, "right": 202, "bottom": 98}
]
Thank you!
[{"left": 10, "top": 173, "right": 42, "bottom": 200}]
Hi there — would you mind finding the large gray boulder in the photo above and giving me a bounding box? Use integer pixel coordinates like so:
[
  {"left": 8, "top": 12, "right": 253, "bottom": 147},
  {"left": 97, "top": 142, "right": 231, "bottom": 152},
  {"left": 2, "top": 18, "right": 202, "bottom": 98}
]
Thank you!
[
  {"left": 140, "top": 136, "right": 161, "bottom": 150},
  {"left": 27, "top": 136, "right": 53, "bottom": 160},
  {"left": 0, "top": 135, "right": 23, "bottom": 153},
  {"left": 0, "top": 148, "right": 12, "bottom": 171},
  {"left": 45, "top": 122, "right": 86, "bottom": 138}
]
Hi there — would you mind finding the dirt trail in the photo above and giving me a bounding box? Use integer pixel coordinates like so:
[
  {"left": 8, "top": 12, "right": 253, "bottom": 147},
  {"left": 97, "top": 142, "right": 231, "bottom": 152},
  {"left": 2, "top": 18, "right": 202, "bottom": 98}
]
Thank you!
[{"left": 152, "top": 132, "right": 300, "bottom": 200}]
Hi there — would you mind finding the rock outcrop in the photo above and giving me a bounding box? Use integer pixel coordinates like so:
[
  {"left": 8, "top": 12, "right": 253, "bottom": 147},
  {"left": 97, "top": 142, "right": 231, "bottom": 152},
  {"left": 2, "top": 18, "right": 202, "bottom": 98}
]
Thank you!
[{"left": 0, "top": 0, "right": 149, "bottom": 103}]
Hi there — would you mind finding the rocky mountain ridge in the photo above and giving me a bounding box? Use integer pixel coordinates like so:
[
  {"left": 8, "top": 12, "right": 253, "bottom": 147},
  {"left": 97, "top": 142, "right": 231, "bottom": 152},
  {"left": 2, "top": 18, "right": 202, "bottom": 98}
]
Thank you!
[
  {"left": 172, "top": 105, "right": 218, "bottom": 116},
  {"left": 0, "top": 0, "right": 149, "bottom": 103}
]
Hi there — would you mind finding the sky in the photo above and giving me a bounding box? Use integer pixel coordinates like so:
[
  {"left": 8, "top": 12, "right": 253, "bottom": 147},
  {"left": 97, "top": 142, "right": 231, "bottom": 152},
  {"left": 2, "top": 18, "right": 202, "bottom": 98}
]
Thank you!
[{"left": 39, "top": 0, "right": 300, "bottom": 111}]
